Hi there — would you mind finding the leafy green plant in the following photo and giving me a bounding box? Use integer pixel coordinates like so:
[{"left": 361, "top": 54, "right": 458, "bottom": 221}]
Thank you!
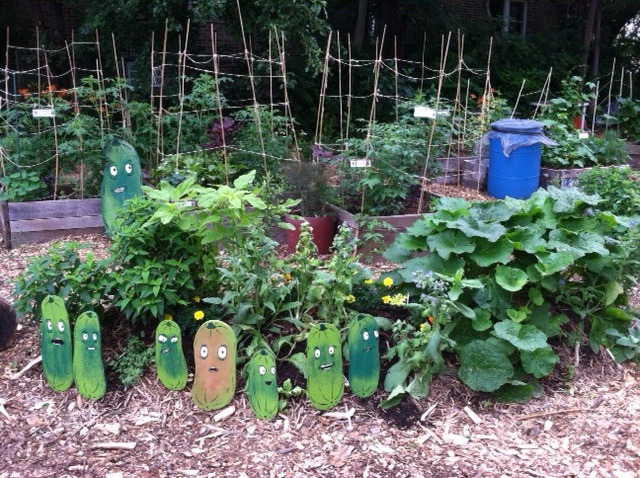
[
  {"left": 12, "top": 241, "right": 110, "bottom": 320},
  {"left": 108, "top": 335, "right": 155, "bottom": 388},
  {"left": 336, "top": 106, "right": 441, "bottom": 216},
  {"left": 0, "top": 170, "right": 48, "bottom": 202},
  {"left": 104, "top": 195, "right": 206, "bottom": 326},
  {"left": 576, "top": 165, "right": 640, "bottom": 216},
  {"left": 277, "top": 377, "right": 304, "bottom": 411},
  {"left": 384, "top": 187, "right": 640, "bottom": 400},
  {"left": 605, "top": 97, "right": 640, "bottom": 142},
  {"left": 155, "top": 151, "right": 233, "bottom": 188},
  {"left": 281, "top": 161, "right": 334, "bottom": 216},
  {"left": 380, "top": 270, "right": 476, "bottom": 408}
]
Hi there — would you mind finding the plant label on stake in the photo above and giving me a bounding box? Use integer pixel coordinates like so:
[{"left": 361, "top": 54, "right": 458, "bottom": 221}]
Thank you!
[{"left": 350, "top": 159, "right": 371, "bottom": 168}]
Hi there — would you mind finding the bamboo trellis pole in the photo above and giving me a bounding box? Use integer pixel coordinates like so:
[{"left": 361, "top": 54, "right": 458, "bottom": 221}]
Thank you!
[
  {"left": 175, "top": 19, "right": 191, "bottom": 156},
  {"left": 417, "top": 32, "right": 452, "bottom": 212}
]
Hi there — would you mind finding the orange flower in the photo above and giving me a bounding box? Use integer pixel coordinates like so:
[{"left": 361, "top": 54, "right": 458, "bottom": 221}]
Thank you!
[{"left": 18, "top": 88, "right": 30, "bottom": 99}]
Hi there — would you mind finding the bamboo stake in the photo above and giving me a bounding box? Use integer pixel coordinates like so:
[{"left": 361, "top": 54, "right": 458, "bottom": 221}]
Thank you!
[
  {"left": 3, "top": 27, "right": 8, "bottom": 116},
  {"left": 175, "top": 20, "right": 191, "bottom": 156},
  {"left": 394, "top": 35, "right": 399, "bottom": 122},
  {"left": 606, "top": 58, "right": 616, "bottom": 122},
  {"left": 155, "top": 19, "right": 169, "bottom": 167},
  {"left": 275, "top": 31, "right": 300, "bottom": 158},
  {"left": 417, "top": 32, "right": 451, "bottom": 212},
  {"left": 512, "top": 78, "right": 526, "bottom": 119},
  {"left": 65, "top": 38, "right": 83, "bottom": 198},
  {"left": 619, "top": 66, "right": 624, "bottom": 98},
  {"left": 346, "top": 34, "right": 353, "bottom": 140},
  {"left": 236, "top": 0, "right": 267, "bottom": 173},
  {"left": 590, "top": 80, "right": 600, "bottom": 131},
  {"left": 533, "top": 68, "right": 552, "bottom": 118},
  {"left": 211, "top": 26, "right": 229, "bottom": 184},
  {"left": 337, "top": 30, "right": 344, "bottom": 142},
  {"left": 420, "top": 31, "right": 427, "bottom": 92},
  {"left": 95, "top": 29, "right": 106, "bottom": 143},
  {"left": 149, "top": 30, "right": 156, "bottom": 170},
  {"left": 41, "top": 48, "right": 60, "bottom": 199},
  {"left": 268, "top": 30, "right": 274, "bottom": 138},
  {"left": 360, "top": 27, "right": 387, "bottom": 215},
  {"left": 475, "top": 36, "right": 494, "bottom": 194},
  {"left": 315, "top": 32, "right": 333, "bottom": 149}
]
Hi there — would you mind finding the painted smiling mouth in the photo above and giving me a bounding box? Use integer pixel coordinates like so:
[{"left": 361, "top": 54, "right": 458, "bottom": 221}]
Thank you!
[
  {"left": 363, "top": 346, "right": 373, "bottom": 352},
  {"left": 113, "top": 187, "right": 125, "bottom": 194},
  {"left": 320, "top": 363, "right": 334, "bottom": 370},
  {"left": 208, "top": 367, "right": 218, "bottom": 372},
  {"left": 265, "top": 380, "right": 273, "bottom": 386},
  {"left": 87, "top": 346, "right": 96, "bottom": 351},
  {"left": 51, "top": 338, "right": 64, "bottom": 346},
  {"left": 162, "top": 348, "right": 170, "bottom": 354}
]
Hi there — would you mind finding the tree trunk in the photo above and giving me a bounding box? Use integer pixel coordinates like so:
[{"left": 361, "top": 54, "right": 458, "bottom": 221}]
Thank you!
[
  {"left": 353, "top": 0, "right": 368, "bottom": 51},
  {"left": 581, "top": 0, "right": 599, "bottom": 79}
]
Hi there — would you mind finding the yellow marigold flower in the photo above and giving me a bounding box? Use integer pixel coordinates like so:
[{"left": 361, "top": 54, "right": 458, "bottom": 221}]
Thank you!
[
  {"left": 364, "top": 279, "right": 373, "bottom": 285},
  {"left": 383, "top": 277, "right": 394, "bottom": 288},
  {"left": 193, "top": 296, "right": 201, "bottom": 303},
  {"left": 163, "top": 313, "right": 173, "bottom": 321},
  {"left": 194, "top": 310, "right": 205, "bottom": 321},
  {"left": 283, "top": 273, "right": 292, "bottom": 284},
  {"left": 382, "top": 295, "right": 391, "bottom": 304},
  {"left": 346, "top": 294, "right": 356, "bottom": 303},
  {"left": 419, "top": 323, "right": 427, "bottom": 331}
]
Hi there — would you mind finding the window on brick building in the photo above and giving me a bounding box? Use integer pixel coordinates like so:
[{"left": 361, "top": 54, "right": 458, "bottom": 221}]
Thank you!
[{"left": 488, "top": 0, "right": 528, "bottom": 35}]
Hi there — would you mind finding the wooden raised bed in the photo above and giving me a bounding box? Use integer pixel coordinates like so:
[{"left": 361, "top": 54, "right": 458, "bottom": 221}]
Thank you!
[
  {"left": 327, "top": 203, "right": 423, "bottom": 263},
  {"left": 0, "top": 198, "right": 104, "bottom": 249}
]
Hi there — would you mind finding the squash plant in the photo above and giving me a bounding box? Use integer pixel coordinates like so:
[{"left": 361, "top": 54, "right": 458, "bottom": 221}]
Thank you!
[{"left": 384, "top": 187, "right": 639, "bottom": 401}]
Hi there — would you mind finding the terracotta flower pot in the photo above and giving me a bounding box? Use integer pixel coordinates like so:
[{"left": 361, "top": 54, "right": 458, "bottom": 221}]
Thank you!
[{"left": 285, "top": 215, "right": 336, "bottom": 255}]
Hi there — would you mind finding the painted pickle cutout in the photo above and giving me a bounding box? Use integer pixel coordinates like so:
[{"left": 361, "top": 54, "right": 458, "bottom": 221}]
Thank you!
[
  {"left": 155, "top": 319, "right": 188, "bottom": 391},
  {"left": 246, "top": 349, "right": 278, "bottom": 419},
  {"left": 73, "top": 311, "right": 106, "bottom": 400},
  {"left": 347, "top": 313, "right": 380, "bottom": 398},
  {"left": 192, "top": 320, "right": 236, "bottom": 410},
  {"left": 100, "top": 138, "right": 143, "bottom": 236},
  {"left": 40, "top": 295, "right": 73, "bottom": 391},
  {"left": 306, "top": 323, "right": 343, "bottom": 410}
]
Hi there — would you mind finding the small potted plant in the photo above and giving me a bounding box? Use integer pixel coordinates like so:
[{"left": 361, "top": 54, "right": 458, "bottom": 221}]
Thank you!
[{"left": 282, "top": 160, "right": 336, "bottom": 254}]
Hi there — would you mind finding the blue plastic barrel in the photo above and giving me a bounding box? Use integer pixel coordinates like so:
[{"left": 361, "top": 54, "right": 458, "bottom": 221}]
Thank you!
[{"left": 487, "top": 119, "right": 547, "bottom": 199}]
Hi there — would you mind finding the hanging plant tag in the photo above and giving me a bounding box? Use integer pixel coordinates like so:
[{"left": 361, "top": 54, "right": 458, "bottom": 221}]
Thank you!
[
  {"left": 350, "top": 159, "right": 371, "bottom": 168},
  {"left": 578, "top": 132, "right": 590, "bottom": 139},
  {"left": 414, "top": 106, "right": 450, "bottom": 119},
  {"left": 32, "top": 108, "right": 55, "bottom": 118}
]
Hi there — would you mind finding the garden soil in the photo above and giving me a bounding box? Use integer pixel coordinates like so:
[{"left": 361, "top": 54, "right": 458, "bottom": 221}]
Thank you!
[{"left": 0, "top": 235, "right": 639, "bottom": 478}]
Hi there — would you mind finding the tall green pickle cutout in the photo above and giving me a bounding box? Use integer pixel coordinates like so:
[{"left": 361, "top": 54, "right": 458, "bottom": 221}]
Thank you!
[
  {"left": 73, "top": 311, "right": 106, "bottom": 400},
  {"left": 155, "top": 319, "right": 188, "bottom": 391},
  {"left": 246, "top": 349, "right": 278, "bottom": 419},
  {"left": 347, "top": 313, "right": 380, "bottom": 398},
  {"left": 100, "top": 138, "right": 143, "bottom": 236},
  {"left": 192, "top": 320, "right": 237, "bottom": 410},
  {"left": 40, "top": 295, "right": 73, "bottom": 392},
  {"left": 306, "top": 323, "right": 343, "bottom": 410}
]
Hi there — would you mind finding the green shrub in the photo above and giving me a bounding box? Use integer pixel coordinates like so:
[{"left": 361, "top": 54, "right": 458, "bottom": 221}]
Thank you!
[
  {"left": 12, "top": 241, "right": 110, "bottom": 321},
  {"left": 577, "top": 165, "right": 640, "bottom": 216},
  {"left": 384, "top": 187, "right": 640, "bottom": 401}
]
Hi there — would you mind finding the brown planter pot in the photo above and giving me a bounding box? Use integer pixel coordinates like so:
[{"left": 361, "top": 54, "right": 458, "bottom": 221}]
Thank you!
[
  {"left": 326, "top": 204, "right": 423, "bottom": 263},
  {"left": 285, "top": 215, "right": 336, "bottom": 255}
]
